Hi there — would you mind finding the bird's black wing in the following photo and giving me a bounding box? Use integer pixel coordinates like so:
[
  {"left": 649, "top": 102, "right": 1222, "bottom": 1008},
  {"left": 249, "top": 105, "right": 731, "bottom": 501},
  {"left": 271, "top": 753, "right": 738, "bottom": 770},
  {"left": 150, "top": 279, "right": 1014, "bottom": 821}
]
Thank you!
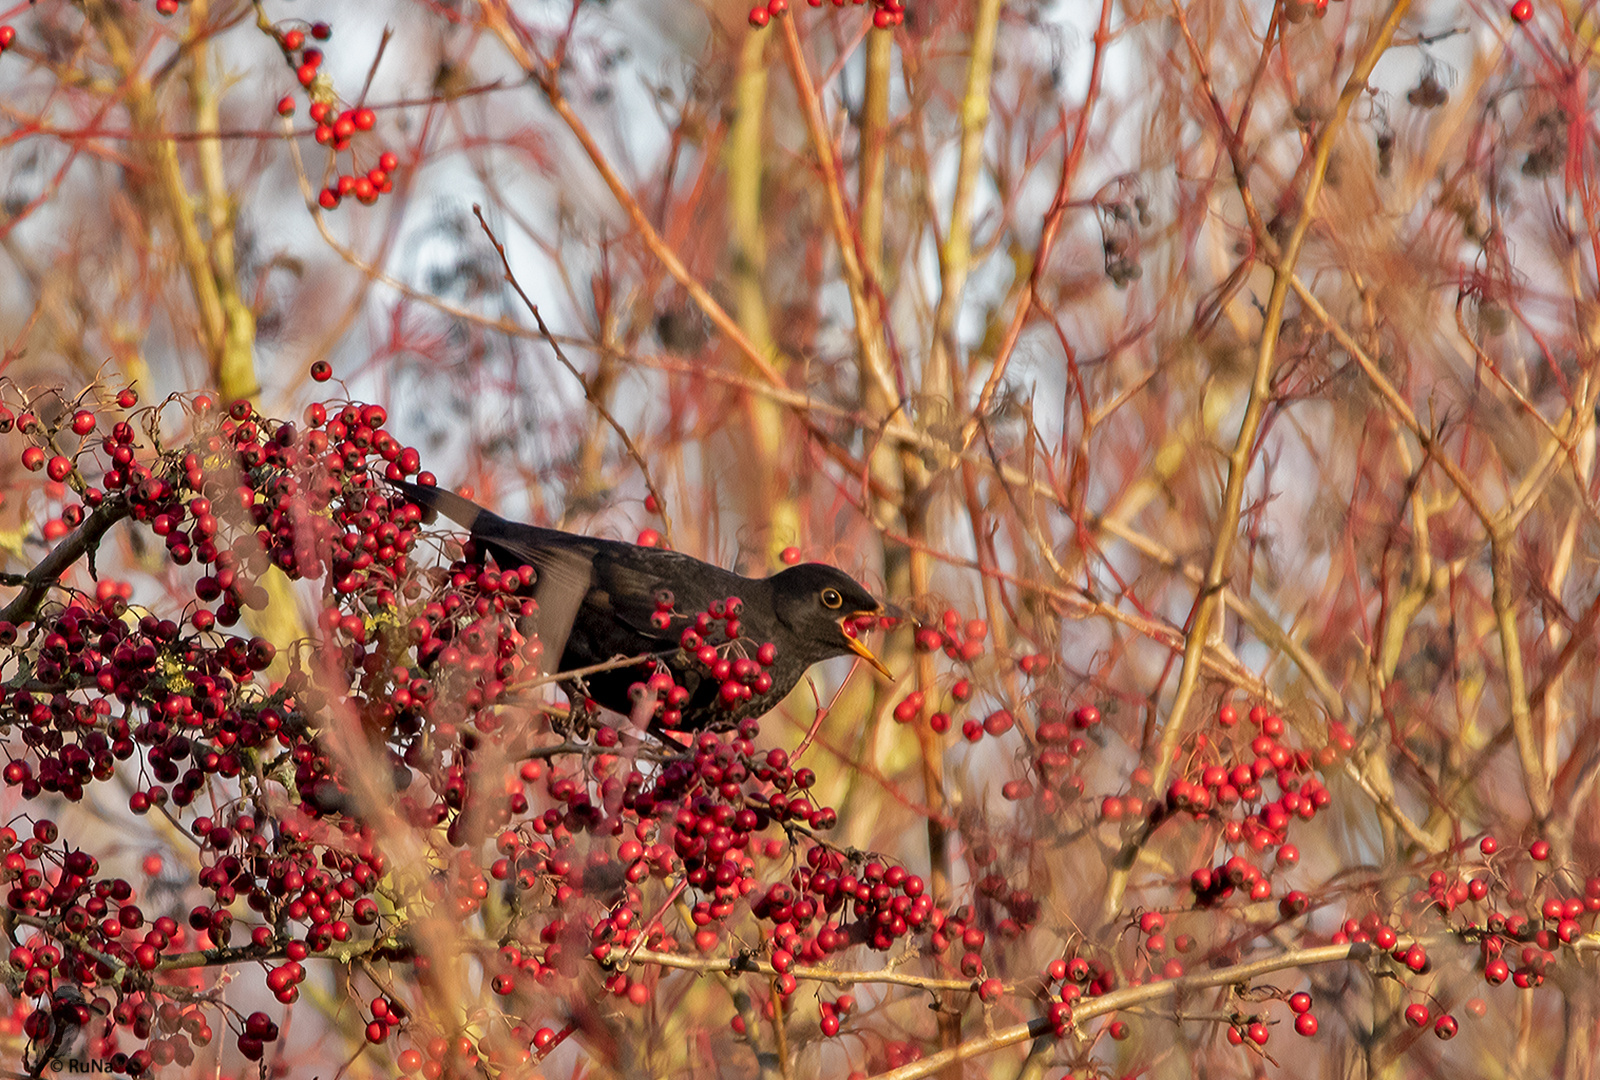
[
  {"left": 392, "top": 479, "right": 591, "bottom": 593},
  {"left": 392, "top": 479, "right": 596, "bottom": 666},
  {"left": 392, "top": 479, "right": 775, "bottom": 725},
  {"left": 582, "top": 545, "right": 749, "bottom": 648}
]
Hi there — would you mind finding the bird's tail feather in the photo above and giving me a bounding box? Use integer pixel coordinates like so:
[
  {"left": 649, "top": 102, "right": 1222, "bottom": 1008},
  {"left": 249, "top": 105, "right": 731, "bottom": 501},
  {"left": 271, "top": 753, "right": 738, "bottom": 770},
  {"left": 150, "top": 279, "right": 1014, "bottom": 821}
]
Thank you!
[{"left": 389, "top": 478, "right": 487, "bottom": 532}]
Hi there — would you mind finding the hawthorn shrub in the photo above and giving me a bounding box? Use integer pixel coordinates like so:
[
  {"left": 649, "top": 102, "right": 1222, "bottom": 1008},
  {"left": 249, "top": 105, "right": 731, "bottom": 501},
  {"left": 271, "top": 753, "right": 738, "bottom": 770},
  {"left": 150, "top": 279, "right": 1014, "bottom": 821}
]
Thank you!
[
  {"left": 3, "top": 0, "right": 1600, "bottom": 1077},
  {"left": 3, "top": 378, "right": 1598, "bottom": 1077}
]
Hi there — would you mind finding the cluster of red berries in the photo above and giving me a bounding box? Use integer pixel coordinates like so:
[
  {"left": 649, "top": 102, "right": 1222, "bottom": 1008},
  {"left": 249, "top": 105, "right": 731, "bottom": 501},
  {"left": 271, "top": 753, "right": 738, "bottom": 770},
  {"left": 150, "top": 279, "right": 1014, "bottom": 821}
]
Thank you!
[
  {"left": 748, "top": 0, "right": 906, "bottom": 30},
  {"left": 1092, "top": 694, "right": 1600, "bottom": 1055},
  {"left": 263, "top": 20, "right": 401, "bottom": 211},
  {"left": 914, "top": 608, "right": 989, "bottom": 662},
  {"left": 1103, "top": 705, "right": 1341, "bottom": 907},
  {"left": 660, "top": 596, "right": 777, "bottom": 719},
  {"left": 3, "top": 388, "right": 137, "bottom": 538},
  {"left": 427, "top": 707, "right": 946, "bottom": 1047},
  {"left": 0, "top": 384, "right": 480, "bottom": 1071},
  {"left": 1210, "top": 986, "right": 1325, "bottom": 1047},
  {"left": 892, "top": 609, "right": 1021, "bottom": 736},
  {"left": 1041, "top": 700, "right": 1427, "bottom": 1053},
  {"left": 766, "top": 845, "right": 933, "bottom": 961},
  {"left": 274, "top": 22, "right": 333, "bottom": 91}
]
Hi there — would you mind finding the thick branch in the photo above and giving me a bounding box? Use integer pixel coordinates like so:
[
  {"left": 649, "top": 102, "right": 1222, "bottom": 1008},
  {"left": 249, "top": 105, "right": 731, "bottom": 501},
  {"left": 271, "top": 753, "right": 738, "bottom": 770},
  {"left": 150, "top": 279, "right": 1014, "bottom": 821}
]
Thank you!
[{"left": 0, "top": 497, "right": 130, "bottom": 626}]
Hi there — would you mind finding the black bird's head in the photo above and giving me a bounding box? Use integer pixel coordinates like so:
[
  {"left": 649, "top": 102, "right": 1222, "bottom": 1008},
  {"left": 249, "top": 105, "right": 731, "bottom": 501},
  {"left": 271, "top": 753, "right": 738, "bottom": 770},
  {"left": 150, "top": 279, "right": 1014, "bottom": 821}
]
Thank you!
[{"left": 768, "top": 563, "right": 893, "bottom": 678}]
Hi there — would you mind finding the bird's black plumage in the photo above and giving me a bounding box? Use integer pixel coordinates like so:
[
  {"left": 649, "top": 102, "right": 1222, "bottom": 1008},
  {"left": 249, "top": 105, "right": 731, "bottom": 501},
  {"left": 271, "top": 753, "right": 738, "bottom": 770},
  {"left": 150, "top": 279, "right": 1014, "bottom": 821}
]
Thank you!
[{"left": 391, "top": 479, "right": 891, "bottom": 731}]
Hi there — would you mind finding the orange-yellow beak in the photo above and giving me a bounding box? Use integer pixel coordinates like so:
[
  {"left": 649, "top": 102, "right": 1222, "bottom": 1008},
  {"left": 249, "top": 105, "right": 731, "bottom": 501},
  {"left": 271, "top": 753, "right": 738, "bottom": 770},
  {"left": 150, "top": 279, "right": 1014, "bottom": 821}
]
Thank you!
[{"left": 842, "top": 615, "right": 894, "bottom": 679}]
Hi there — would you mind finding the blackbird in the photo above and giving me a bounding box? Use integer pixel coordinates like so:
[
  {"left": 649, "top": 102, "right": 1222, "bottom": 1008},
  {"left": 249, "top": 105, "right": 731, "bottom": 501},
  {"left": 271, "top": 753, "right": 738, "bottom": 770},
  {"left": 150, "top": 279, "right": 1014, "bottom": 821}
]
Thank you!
[{"left": 391, "top": 479, "right": 893, "bottom": 731}]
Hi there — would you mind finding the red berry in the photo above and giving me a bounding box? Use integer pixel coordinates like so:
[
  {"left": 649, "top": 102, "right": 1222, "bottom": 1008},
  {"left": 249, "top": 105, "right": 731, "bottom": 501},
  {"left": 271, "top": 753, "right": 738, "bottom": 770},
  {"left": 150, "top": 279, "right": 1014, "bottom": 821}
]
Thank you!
[
  {"left": 1294, "top": 1013, "right": 1318, "bottom": 1037},
  {"left": 310, "top": 360, "right": 333, "bottom": 381},
  {"left": 277, "top": 96, "right": 296, "bottom": 116},
  {"left": 780, "top": 545, "right": 801, "bottom": 565},
  {"left": 354, "top": 107, "right": 376, "bottom": 130},
  {"left": 46, "top": 455, "right": 72, "bottom": 482},
  {"left": 71, "top": 410, "right": 96, "bottom": 435},
  {"left": 1510, "top": 0, "right": 1533, "bottom": 21},
  {"left": 1404, "top": 1003, "right": 1429, "bottom": 1027},
  {"left": 0, "top": 26, "right": 14, "bottom": 49},
  {"left": 1289, "top": 992, "right": 1312, "bottom": 1014},
  {"left": 1434, "top": 1015, "right": 1457, "bottom": 1039},
  {"left": 1480, "top": 836, "right": 1498, "bottom": 856},
  {"left": 748, "top": 5, "right": 770, "bottom": 25},
  {"left": 1531, "top": 839, "right": 1551, "bottom": 861}
]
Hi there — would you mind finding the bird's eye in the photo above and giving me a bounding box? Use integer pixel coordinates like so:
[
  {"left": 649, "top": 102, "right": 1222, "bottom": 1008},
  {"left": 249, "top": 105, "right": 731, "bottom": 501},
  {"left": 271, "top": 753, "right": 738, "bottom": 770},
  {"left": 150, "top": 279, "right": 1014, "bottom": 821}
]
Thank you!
[{"left": 820, "top": 588, "right": 843, "bottom": 609}]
